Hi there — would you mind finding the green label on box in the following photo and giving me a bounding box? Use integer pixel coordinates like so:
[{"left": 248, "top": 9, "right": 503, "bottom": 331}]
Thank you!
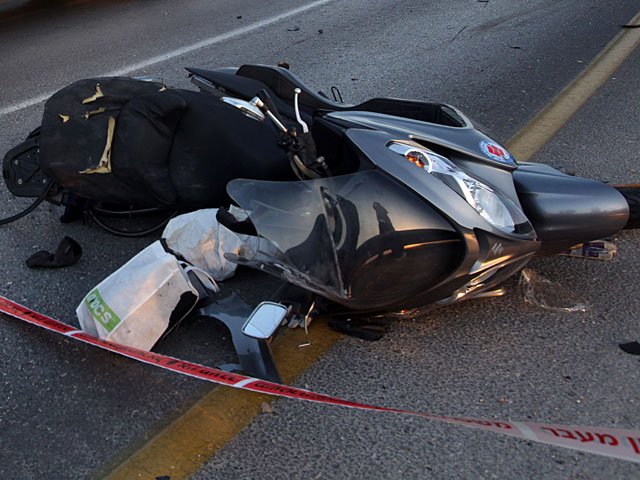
[{"left": 84, "top": 289, "right": 120, "bottom": 333}]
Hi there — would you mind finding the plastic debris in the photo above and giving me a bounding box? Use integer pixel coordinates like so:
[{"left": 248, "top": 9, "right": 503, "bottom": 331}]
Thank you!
[
  {"left": 519, "top": 268, "right": 592, "bottom": 312},
  {"left": 285, "top": 310, "right": 315, "bottom": 330},
  {"left": 560, "top": 238, "right": 617, "bottom": 261},
  {"left": 287, "top": 314, "right": 303, "bottom": 328},
  {"left": 619, "top": 341, "right": 640, "bottom": 355},
  {"left": 387, "top": 306, "right": 435, "bottom": 320},
  {"left": 26, "top": 236, "right": 82, "bottom": 268},
  {"left": 260, "top": 402, "right": 273, "bottom": 414}
]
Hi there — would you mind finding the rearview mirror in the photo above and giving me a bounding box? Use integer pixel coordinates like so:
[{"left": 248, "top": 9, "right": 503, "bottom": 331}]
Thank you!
[{"left": 242, "top": 302, "right": 288, "bottom": 340}]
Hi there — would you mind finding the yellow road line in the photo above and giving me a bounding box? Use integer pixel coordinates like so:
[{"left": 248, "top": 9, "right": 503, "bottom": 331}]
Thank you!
[
  {"left": 102, "top": 9, "right": 640, "bottom": 480},
  {"left": 102, "top": 321, "right": 342, "bottom": 480},
  {"left": 507, "top": 11, "right": 640, "bottom": 160}
]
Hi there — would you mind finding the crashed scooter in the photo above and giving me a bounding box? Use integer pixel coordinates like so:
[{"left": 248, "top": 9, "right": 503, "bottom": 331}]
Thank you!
[{"left": 3, "top": 64, "right": 639, "bottom": 381}]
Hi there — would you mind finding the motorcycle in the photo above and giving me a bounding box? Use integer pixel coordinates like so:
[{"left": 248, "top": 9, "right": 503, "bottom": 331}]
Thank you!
[
  {"left": 185, "top": 64, "right": 634, "bottom": 309},
  {"left": 2, "top": 63, "right": 638, "bottom": 381}
]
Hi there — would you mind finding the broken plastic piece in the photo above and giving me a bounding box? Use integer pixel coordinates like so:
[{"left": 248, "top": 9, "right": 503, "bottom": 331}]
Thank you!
[
  {"left": 200, "top": 293, "right": 282, "bottom": 382},
  {"left": 619, "top": 341, "right": 640, "bottom": 355},
  {"left": 82, "top": 84, "right": 104, "bottom": 104},
  {"left": 519, "top": 268, "right": 591, "bottom": 312},
  {"left": 470, "top": 287, "right": 507, "bottom": 299},
  {"left": 560, "top": 238, "right": 617, "bottom": 261},
  {"left": 303, "top": 299, "right": 316, "bottom": 334},
  {"left": 26, "top": 236, "right": 82, "bottom": 268},
  {"left": 287, "top": 314, "right": 303, "bottom": 328},
  {"left": 387, "top": 305, "right": 434, "bottom": 320},
  {"left": 59, "top": 114, "right": 70, "bottom": 123},
  {"left": 80, "top": 116, "right": 115, "bottom": 174}
]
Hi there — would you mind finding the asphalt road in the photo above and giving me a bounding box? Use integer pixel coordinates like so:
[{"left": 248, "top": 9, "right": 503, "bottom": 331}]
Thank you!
[{"left": 1, "top": 0, "right": 640, "bottom": 478}]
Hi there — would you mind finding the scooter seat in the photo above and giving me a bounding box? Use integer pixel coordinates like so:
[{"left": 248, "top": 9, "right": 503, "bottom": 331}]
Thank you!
[
  {"left": 187, "top": 65, "right": 466, "bottom": 127},
  {"left": 234, "top": 64, "right": 465, "bottom": 127}
]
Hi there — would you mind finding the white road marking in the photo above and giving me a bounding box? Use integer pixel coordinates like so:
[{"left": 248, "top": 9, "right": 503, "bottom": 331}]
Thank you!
[{"left": 0, "top": 0, "right": 334, "bottom": 117}]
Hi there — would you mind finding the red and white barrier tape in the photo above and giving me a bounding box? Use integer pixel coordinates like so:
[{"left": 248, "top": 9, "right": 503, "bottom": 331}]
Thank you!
[{"left": 1, "top": 294, "right": 639, "bottom": 463}]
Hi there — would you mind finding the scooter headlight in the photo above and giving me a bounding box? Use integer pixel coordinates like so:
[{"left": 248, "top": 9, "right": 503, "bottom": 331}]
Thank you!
[{"left": 388, "top": 142, "right": 530, "bottom": 235}]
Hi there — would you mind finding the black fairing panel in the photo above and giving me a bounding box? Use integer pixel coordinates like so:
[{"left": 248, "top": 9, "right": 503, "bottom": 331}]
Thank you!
[{"left": 513, "top": 164, "right": 629, "bottom": 254}]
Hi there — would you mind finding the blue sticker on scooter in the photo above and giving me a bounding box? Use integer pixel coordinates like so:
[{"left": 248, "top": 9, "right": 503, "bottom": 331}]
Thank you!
[{"left": 479, "top": 141, "right": 513, "bottom": 164}]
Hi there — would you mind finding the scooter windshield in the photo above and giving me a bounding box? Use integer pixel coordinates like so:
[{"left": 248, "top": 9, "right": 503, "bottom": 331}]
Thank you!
[{"left": 226, "top": 171, "right": 463, "bottom": 310}]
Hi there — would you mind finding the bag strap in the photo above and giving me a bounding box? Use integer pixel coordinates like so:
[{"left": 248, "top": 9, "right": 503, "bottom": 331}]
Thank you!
[{"left": 180, "top": 263, "right": 220, "bottom": 296}]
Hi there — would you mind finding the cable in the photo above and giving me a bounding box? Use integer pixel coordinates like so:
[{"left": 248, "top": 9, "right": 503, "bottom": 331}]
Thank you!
[{"left": 0, "top": 179, "right": 55, "bottom": 226}]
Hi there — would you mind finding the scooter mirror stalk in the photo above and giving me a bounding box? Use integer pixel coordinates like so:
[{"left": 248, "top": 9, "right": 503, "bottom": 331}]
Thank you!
[
  {"left": 251, "top": 98, "right": 288, "bottom": 132},
  {"left": 220, "top": 96, "right": 266, "bottom": 122},
  {"left": 242, "top": 301, "right": 289, "bottom": 340}
]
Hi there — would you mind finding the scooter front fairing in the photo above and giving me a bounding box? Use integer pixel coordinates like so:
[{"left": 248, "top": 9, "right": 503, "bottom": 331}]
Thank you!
[{"left": 226, "top": 166, "right": 537, "bottom": 313}]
